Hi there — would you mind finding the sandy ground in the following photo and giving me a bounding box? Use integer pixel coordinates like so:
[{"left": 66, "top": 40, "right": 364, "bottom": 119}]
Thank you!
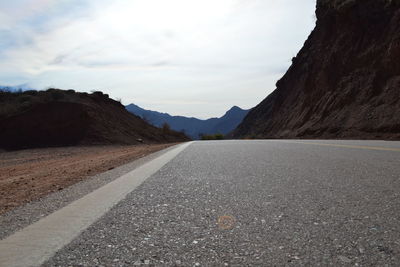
[{"left": 0, "top": 144, "right": 175, "bottom": 215}]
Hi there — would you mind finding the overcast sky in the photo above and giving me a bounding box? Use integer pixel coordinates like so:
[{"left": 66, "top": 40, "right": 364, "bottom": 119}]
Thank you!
[{"left": 0, "top": 0, "right": 316, "bottom": 119}]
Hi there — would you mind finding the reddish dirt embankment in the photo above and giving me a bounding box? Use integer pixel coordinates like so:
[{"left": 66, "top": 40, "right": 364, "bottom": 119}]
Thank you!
[
  {"left": 233, "top": 0, "right": 400, "bottom": 140},
  {"left": 0, "top": 144, "right": 175, "bottom": 215}
]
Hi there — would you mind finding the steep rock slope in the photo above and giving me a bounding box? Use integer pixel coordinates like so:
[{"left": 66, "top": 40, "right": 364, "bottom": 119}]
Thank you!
[
  {"left": 0, "top": 89, "right": 189, "bottom": 150},
  {"left": 233, "top": 0, "right": 400, "bottom": 139},
  {"left": 126, "top": 104, "right": 249, "bottom": 139}
]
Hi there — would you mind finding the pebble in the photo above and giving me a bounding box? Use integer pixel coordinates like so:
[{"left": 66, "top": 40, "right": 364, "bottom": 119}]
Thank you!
[{"left": 338, "top": 256, "right": 352, "bottom": 263}]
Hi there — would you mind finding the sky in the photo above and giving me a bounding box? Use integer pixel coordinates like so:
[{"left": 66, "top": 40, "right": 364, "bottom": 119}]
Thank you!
[{"left": 0, "top": 0, "right": 316, "bottom": 119}]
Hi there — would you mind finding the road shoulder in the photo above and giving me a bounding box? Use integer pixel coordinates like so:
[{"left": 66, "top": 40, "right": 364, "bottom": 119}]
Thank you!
[{"left": 0, "top": 144, "right": 182, "bottom": 240}]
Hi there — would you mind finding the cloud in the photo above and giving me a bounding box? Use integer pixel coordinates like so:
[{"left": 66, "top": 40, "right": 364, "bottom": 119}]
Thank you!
[{"left": 0, "top": 0, "right": 316, "bottom": 118}]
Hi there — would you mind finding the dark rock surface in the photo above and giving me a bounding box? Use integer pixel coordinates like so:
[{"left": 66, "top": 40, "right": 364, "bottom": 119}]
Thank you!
[{"left": 233, "top": 0, "right": 400, "bottom": 140}]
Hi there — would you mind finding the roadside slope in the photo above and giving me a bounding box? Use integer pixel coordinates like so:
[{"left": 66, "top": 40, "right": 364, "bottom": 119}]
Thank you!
[
  {"left": 0, "top": 144, "right": 177, "bottom": 214},
  {"left": 233, "top": 0, "right": 400, "bottom": 140},
  {"left": 0, "top": 89, "right": 189, "bottom": 150}
]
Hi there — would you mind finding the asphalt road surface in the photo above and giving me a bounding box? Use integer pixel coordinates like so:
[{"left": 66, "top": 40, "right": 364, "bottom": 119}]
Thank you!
[{"left": 4, "top": 140, "right": 400, "bottom": 266}]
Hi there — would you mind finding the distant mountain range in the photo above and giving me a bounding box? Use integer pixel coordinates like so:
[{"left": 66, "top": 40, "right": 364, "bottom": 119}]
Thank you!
[{"left": 126, "top": 104, "right": 249, "bottom": 139}]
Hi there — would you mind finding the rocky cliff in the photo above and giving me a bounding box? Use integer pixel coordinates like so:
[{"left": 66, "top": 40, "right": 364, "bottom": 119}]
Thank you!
[{"left": 233, "top": 0, "right": 400, "bottom": 140}]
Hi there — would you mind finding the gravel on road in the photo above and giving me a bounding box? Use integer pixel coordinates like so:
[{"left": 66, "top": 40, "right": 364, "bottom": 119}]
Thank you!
[{"left": 43, "top": 140, "right": 400, "bottom": 266}]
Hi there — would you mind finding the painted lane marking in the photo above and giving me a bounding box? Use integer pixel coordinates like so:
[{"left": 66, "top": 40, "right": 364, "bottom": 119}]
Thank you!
[
  {"left": 0, "top": 142, "right": 193, "bottom": 267},
  {"left": 291, "top": 141, "right": 400, "bottom": 152}
]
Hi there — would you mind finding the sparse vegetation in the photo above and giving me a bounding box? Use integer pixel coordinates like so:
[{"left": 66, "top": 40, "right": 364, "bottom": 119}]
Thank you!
[
  {"left": 92, "top": 90, "right": 109, "bottom": 99},
  {"left": 200, "top": 133, "right": 224, "bottom": 140},
  {"left": 0, "top": 88, "right": 190, "bottom": 150},
  {"left": 162, "top": 123, "right": 171, "bottom": 134},
  {"left": 243, "top": 135, "right": 258, "bottom": 140},
  {"left": 47, "top": 88, "right": 65, "bottom": 100},
  {"left": 0, "top": 88, "right": 115, "bottom": 120}
]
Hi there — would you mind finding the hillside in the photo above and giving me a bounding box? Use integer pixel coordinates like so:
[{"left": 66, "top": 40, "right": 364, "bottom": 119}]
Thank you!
[
  {"left": 126, "top": 104, "right": 249, "bottom": 139},
  {"left": 0, "top": 89, "right": 189, "bottom": 150},
  {"left": 233, "top": 0, "right": 400, "bottom": 140}
]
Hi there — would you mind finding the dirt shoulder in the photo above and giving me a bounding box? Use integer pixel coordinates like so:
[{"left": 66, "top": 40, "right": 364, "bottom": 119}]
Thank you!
[{"left": 0, "top": 144, "right": 176, "bottom": 215}]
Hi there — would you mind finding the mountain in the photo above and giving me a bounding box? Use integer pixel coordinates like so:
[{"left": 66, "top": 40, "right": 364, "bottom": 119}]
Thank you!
[
  {"left": 126, "top": 104, "right": 249, "bottom": 139},
  {"left": 0, "top": 89, "right": 189, "bottom": 150},
  {"left": 233, "top": 0, "right": 400, "bottom": 140}
]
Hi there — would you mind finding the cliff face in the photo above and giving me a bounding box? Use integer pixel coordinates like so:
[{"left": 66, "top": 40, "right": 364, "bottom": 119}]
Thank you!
[{"left": 233, "top": 0, "right": 400, "bottom": 139}]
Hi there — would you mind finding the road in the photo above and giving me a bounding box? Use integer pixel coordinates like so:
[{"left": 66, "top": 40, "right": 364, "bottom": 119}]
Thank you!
[{"left": 1, "top": 140, "right": 400, "bottom": 266}]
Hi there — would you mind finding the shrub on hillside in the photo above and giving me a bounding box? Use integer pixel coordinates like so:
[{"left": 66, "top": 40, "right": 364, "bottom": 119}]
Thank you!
[
  {"left": 162, "top": 123, "right": 171, "bottom": 134},
  {"left": 201, "top": 133, "right": 224, "bottom": 140}
]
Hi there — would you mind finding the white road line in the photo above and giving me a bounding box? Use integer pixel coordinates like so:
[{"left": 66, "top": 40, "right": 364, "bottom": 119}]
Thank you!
[{"left": 0, "top": 142, "right": 193, "bottom": 267}]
